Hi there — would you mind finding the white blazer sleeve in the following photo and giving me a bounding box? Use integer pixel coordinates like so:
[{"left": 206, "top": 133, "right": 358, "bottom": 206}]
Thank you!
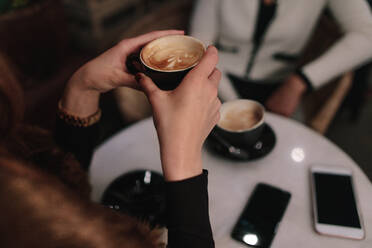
[
  {"left": 302, "top": 0, "right": 372, "bottom": 89},
  {"left": 189, "top": 0, "right": 219, "bottom": 46}
]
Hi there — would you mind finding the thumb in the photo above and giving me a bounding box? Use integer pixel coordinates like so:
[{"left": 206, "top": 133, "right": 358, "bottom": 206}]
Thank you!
[{"left": 135, "top": 73, "right": 160, "bottom": 97}]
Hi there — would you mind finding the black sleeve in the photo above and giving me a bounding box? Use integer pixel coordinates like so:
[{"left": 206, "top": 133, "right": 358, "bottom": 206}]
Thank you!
[
  {"left": 54, "top": 117, "right": 102, "bottom": 170},
  {"left": 165, "top": 170, "right": 214, "bottom": 248},
  {"left": 295, "top": 68, "right": 314, "bottom": 94}
]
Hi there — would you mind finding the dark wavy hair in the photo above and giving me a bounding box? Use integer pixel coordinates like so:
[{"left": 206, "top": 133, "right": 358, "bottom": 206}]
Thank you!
[
  {"left": 0, "top": 52, "right": 24, "bottom": 138},
  {"left": 0, "top": 155, "right": 162, "bottom": 248},
  {"left": 0, "top": 53, "right": 91, "bottom": 196},
  {"left": 0, "top": 53, "right": 162, "bottom": 248}
]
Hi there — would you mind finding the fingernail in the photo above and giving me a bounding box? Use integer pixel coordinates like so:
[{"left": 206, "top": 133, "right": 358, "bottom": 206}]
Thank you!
[
  {"left": 207, "top": 45, "right": 217, "bottom": 51},
  {"left": 135, "top": 73, "right": 142, "bottom": 82}
]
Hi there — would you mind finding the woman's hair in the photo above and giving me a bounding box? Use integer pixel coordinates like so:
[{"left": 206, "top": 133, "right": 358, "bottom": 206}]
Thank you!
[
  {"left": 0, "top": 52, "right": 24, "bottom": 138},
  {"left": 0, "top": 53, "right": 163, "bottom": 248},
  {"left": 0, "top": 155, "right": 163, "bottom": 248},
  {"left": 4, "top": 125, "right": 92, "bottom": 198},
  {"left": 0, "top": 51, "right": 90, "bottom": 198}
]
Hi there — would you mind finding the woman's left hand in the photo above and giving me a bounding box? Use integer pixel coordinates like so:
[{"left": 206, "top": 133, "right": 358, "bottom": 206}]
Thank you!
[
  {"left": 61, "top": 30, "right": 184, "bottom": 117},
  {"left": 265, "top": 74, "right": 307, "bottom": 117},
  {"left": 136, "top": 46, "right": 221, "bottom": 181}
]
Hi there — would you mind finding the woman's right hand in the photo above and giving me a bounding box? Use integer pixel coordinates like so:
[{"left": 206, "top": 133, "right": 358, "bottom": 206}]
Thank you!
[
  {"left": 60, "top": 30, "right": 184, "bottom": 117},
  {"left": 136, "top": 46, "right": 221, "bottom": 181}
]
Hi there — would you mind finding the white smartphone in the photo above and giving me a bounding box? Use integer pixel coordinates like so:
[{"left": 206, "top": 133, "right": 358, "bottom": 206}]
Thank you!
[{"left": 310, "top": 165, "right": 365, "bottom": 240}]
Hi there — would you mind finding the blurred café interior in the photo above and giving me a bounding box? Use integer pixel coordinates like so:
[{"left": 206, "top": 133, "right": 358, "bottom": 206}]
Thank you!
[{"left": 1, "top": 0, "right": 372, "bottom": 247}]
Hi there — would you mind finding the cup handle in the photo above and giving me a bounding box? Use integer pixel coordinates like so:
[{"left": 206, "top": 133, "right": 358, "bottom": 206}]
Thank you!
[{"left": 126, "top": 53, "right": 143, "bottom": 74}]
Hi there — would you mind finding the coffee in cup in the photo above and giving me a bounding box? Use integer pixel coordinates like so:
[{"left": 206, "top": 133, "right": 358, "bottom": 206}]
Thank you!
[
  {"left": 214, "top": 99, "right": 265, "bottom": 147},
  {"left": 126, "top": 35, "right": 205, "bottom": 90},
  {"left": 141, "top": 35, "right": 204, "bottom": 71},
  {"left": 218, "top": 104, "right": 262, "bottom": 132}
]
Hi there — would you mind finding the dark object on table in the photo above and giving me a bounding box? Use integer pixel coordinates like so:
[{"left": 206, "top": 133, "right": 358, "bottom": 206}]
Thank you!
[
  {"left": 101, "top": 170, "right": 166, "bottom": 228},
  {"left": 231, "top": 183, "right": 291, "bottom": 248},
  {"left": 206, "top": 124, "right": 276, "bottom": 161}
]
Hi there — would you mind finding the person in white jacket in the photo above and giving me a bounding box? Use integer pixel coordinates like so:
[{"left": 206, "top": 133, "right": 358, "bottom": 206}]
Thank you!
[{"left": 190, "top": 0, "right": 372, "bottom": 117}]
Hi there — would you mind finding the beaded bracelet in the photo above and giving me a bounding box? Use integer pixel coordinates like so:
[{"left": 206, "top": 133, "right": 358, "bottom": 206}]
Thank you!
[{"left": 57, "top": 101, "right": 101, "bottom": 127}]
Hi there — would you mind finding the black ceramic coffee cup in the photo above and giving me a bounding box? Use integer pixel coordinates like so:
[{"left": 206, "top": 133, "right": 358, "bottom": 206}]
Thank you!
[
  {"left": 126, "top": 35, "right": 205, "bottom": 90},
  {"left": 214, "top": 99, "right": 265, "bottom": 148}
]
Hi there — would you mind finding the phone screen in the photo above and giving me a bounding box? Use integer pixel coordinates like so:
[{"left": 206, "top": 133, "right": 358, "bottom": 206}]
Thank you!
[
  {"left": 313, "top": 172, "right": 361, "bottom": 228},
  {"left": 232, "top": 183, "right": 291, "bottom": 247}
]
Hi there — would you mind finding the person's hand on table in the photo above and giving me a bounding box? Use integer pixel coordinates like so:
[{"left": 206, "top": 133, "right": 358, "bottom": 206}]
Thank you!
[
  {"left": 265, "top": 73, "right": 307, "bottom": 117},
  {"left": 136, "top": 46, "right": 221, "bottom": 182},
  {"left": 60, "top": 30, "right": 184, "bottom": 117}
]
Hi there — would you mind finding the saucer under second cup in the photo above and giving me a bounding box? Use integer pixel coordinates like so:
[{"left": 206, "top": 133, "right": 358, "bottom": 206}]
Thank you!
[{"left": 206, "top": 123, "right": 276, "bottom": 161}]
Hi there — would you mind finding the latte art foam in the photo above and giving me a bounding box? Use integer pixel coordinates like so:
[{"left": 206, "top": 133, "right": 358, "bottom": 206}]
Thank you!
[
  {"left": 141, "top": 35, "right": 205, "bottom": 72},
  {"left": 218, "top": 100, "right": 264, "bottom": 132},
  {"left": 218, "top": 108, "right": 260, "bottom": 131},
  {"left": 146, "top": 47, "right": 201, "bottom": 71}
]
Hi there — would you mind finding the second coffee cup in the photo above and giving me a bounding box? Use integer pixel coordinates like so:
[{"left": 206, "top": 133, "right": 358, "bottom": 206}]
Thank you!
[
  {"left": 214, "top": 99, "right": 265, "bottom": 148},
  {"left": 126, "top": 35, "right": 205, "bottom": 90}
]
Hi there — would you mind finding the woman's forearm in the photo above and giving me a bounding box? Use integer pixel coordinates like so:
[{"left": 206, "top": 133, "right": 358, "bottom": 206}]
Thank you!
[
  {"left": 302, "top": 0, "right": 372, "bottom": 88},
  {"left": 60, "top": 69, "right": 100, "bottom": 117}
]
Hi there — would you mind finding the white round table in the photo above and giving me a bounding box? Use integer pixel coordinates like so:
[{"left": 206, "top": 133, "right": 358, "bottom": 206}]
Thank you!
[{"left": 90, "top": 113, "right": 372, "bottom": 248}]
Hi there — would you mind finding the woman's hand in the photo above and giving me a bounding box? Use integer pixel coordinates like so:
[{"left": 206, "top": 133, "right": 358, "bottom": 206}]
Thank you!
[
  {"left": 136, "top": 46, "right": 221, "bottom": 181},
  {"left": 60, "top": 30, "right": 184, "bottom": 117},
  {"left": 265, "top": 74, "right": 307, "bottom": 117}
]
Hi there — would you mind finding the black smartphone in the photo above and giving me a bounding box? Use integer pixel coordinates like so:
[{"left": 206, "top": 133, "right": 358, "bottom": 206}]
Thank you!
[{"left": 231, "top": 183, "right": 291, "bottom": 247}]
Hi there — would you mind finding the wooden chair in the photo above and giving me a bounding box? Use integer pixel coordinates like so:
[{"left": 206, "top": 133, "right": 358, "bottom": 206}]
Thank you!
[
  {"left": 304, "top": 72, "right": 353, "bottom": 134},
  {"left": 299, "top": 13, "right": 353, "bottom": 135}
]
